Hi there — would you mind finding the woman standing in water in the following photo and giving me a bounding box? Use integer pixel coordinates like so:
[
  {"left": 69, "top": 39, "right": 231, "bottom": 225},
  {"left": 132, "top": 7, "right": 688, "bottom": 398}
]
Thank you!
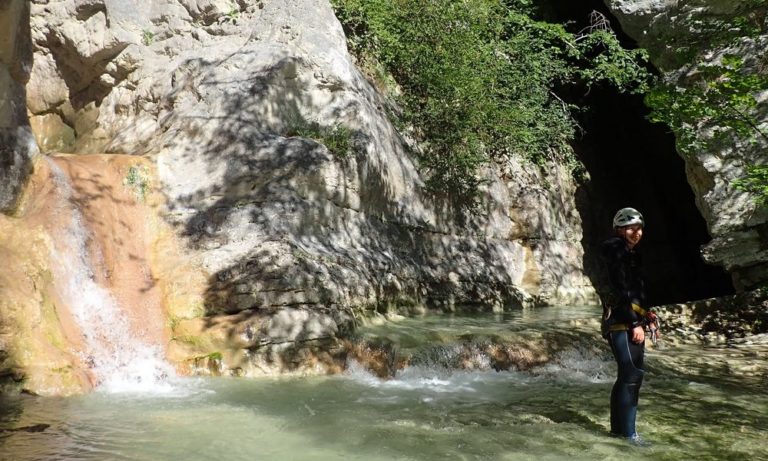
[{"left": 599, "top": 207, "right": 658, "bottom": 444}]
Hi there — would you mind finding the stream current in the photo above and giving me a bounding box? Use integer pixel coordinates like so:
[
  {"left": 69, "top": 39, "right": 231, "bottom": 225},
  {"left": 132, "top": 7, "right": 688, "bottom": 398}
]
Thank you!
[{"left": 1, "top": 306, "right": 766, "bottom": 461}]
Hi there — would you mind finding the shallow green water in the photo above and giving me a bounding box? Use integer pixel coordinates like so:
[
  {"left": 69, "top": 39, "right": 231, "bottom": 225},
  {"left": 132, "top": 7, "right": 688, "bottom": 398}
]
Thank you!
[{"left": 2, "top": 306, "right": 767, "bottom": 461}]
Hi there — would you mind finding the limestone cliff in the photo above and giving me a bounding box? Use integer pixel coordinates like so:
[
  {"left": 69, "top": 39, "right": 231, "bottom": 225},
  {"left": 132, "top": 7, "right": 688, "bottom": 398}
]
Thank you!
[
  {"left": 25, "top": 0, "right": 595, "bottom": 308},
  {"left": 0, "top": 0, "right": 596, "bottom": 388},
  {"left": 604, "top": 0, "right": 768, "bottom": 290}
]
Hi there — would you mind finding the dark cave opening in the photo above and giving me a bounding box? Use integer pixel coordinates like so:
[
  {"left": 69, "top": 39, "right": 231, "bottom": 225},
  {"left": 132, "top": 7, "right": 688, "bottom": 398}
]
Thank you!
[
  {"left": 541, "top": 0, "right": 735, "bottom": 305},
  {"left": 574, "top": 87, "right": 734, "bottom": 306}
]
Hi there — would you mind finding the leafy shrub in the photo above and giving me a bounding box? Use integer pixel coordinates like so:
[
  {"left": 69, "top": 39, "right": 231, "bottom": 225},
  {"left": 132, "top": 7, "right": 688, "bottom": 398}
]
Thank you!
[
  {"left": 734, "top": 165, "right": 768, "bottom": 205},
  {"left": 645, "top": 2, "right": 768, "bottom": 206},
  {"left": 142, "top": 30, "right": 154, "bottom": 46},
  {"left": 285, "top": 119, "right": 355, "bottom": 158},
  {"left": 647, "top": 56, "right": 768, "bottom": 155},
  {"left": 331, "top": 0, "right": 649, "bottom": 203}
]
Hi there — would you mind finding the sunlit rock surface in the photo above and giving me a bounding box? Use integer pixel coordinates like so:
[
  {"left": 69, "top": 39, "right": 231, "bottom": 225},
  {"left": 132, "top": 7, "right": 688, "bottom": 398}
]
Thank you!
[
  {"left": 25, "top": 4, "right": 593, "bottom": 319},
  {"left": 0, "top": 0, "right": 601, "bottom": 390}
]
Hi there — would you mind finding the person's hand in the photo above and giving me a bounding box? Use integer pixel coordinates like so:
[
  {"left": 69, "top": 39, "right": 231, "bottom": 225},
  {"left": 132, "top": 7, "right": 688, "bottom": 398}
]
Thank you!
[{"left": 631, "top": 325, "right": 645, "bottom": 344}]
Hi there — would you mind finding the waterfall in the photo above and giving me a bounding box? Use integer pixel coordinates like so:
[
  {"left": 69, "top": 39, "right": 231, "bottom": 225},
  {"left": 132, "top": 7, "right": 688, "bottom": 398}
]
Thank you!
[{"left": 46, "top": 158, "right": 175, "bottom": 393}]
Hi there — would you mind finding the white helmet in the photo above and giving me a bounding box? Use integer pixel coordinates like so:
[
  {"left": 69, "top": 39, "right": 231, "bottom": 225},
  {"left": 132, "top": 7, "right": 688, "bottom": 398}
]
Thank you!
[{"left": 613, "top": 207, "right": 644, "bottom": 228}]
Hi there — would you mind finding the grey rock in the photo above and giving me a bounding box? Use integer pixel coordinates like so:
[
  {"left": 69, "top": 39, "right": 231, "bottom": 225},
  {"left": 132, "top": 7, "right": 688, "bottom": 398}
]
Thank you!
[
  {"left": 0, "top": 0, "right": 37, "bottom": 213},
  {"left": 604, "top": 0, "right": 768, "bottom": 289},
  {"left": 10, "top": 0, "right": 599, "bottom": 376},
  {"left": 654, "top": 288, "right": 768, "bottom": 343},
  {"left": 24, "top": 0, "right": 596, "bottom": 315}
]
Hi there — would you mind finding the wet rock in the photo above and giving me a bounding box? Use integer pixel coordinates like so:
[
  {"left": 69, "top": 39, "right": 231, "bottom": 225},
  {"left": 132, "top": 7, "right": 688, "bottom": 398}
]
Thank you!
[
  {"left": 0, "top": 423, "right": 50, "bottom": 433},
  {"left": 346, "top": 331, "right": 571, "bottom": 378},
  {"left": 345, "top": 338, "right": 401, "bottom": 378},
  {"left": 0, "top": 0, "right": 37, "bottom": 213}
]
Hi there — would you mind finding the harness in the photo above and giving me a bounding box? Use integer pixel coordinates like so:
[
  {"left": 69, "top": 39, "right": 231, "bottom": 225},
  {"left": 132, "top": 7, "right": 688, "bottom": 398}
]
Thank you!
[{"left": 605, "top": 303, "right": 661, "bottom": 346}]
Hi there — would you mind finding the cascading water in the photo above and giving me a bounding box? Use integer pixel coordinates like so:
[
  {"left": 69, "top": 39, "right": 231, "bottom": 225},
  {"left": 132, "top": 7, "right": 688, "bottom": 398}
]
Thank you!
[{"left": 45, "top": 157, "right": 175, "bottom": 393}]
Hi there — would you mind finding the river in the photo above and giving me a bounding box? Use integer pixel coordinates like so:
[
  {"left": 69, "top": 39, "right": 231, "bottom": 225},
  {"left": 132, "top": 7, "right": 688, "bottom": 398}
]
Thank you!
[{"left": 1, "top": 306, "right": 766, "bottom": 460}]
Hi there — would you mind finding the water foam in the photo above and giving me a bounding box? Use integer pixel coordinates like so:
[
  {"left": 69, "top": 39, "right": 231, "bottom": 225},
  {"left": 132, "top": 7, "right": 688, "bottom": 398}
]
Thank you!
[
  {"left": 344, "top": 359, "right": 515, "bottom": 394},
  {"left": 536, "top": 345, "right": 613, "bottom": 383},
  {"left": 47, "top": 159, "right": 176, "bottom": 394}
]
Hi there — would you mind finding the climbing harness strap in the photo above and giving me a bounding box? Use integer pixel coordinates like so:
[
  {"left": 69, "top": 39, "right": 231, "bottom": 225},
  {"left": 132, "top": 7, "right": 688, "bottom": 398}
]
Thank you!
[
  {"left": 609, "top": 312, "right": 662, "bottom": 346},
  {"left": 631, "top": 303, "right": 647, "bottom": 316}
]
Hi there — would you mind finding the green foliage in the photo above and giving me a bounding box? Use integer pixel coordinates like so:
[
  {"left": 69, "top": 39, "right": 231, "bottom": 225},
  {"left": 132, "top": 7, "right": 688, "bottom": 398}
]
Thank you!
[
  {"left": 124, "top": 165, "right": 150, "bottom": 202},
  {"left": 285, "top": 119, "right": 355, "bottom": 158},
  {"left": 574, "top": 30, "right": 650, "bottom": 93},
  {"left": 647, "top": 56, "right": 768, "bottom": 154},
  {"left": 142, "top": 30, "right": 154, "bottom": 46},
  {"left": 734, "top": 165, "right": 768, "bottom": 205},
  {"left": 662, "top": 1, "right": 767, "bottom": 67},
  {"left": 205, "top": 351, "right": 223, "bottom": 361},
  {"left": 331, "top": 0, "right": 650, "bottom": 203},
  {"left": 644, "top": 2, "right": 768, "bottom": 207},
  {"left": 167, "top": 315, "right": 181, "bottom": 331}
]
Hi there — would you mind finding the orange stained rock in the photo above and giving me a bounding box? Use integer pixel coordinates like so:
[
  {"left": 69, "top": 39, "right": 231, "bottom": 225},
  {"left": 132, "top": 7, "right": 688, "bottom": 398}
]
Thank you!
[
  {"left": 52, "top": 154, "right": 169, "bottom": 350},
  {"left": 0, "top": 154, "right": 208, "bottom": 394}
]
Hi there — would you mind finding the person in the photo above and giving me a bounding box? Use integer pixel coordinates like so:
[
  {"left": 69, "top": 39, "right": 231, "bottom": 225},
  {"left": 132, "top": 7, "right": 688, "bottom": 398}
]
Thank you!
[{"left": 599, "top": 207, "right": 658, "bottom": 444}]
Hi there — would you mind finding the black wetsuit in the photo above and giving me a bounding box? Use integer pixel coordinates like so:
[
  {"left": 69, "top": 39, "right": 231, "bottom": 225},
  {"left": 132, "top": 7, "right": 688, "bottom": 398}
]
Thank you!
[{"left": 600, "top": 236, "right": 646, "bottom": 438}]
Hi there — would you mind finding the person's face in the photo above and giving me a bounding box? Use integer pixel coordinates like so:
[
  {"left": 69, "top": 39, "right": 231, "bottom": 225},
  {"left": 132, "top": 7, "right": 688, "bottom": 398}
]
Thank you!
[{"left": 617, "top": 224, "right": 643, "bottom": 249}]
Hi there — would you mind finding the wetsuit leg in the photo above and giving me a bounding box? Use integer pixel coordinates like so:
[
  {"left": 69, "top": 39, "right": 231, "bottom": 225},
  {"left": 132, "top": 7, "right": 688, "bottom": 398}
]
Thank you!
[{"left": 608, "top": 330, "right": 645, "bottom": 437}]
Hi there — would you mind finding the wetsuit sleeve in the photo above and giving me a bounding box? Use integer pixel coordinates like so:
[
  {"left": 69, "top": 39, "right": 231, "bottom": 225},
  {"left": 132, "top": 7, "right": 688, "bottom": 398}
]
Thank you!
[{"left": 601, "top": 239, "right": 643, "bottom": 326}]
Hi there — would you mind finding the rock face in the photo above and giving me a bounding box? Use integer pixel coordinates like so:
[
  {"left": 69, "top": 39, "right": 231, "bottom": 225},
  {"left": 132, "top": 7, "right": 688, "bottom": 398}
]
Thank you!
[
  {"left": 604, "top": 0, "right": 768, "bottom": 290},
  {"left": 0, "top": 153, "right": 209, "bottom": 395},
  {"left": 0, "top": 0, "right": 37, "bottom": 213},
  {"left": 26, "top": 0, "right": 595, "bottom": 305},
  {"left": 0, "top": 158, "right": 95, "bottom": 395},
  {"left": 13, "top": 0, "right": 595, "bottom": 380}
]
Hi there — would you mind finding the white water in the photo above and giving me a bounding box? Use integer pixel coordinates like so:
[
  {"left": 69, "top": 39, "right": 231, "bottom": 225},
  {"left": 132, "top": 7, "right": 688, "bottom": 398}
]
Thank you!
[
  {"left": 345, "top": 341, "right": 613, "bottom": 396},
  {"left": 537, "top": 346, "right": 614, "bottom": 384},
  {"left": 46, "top": 158, "right": 175, "bottom": 393},
  {"left": 345, "top": 359, "right": 523, "bottom": 394}
]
